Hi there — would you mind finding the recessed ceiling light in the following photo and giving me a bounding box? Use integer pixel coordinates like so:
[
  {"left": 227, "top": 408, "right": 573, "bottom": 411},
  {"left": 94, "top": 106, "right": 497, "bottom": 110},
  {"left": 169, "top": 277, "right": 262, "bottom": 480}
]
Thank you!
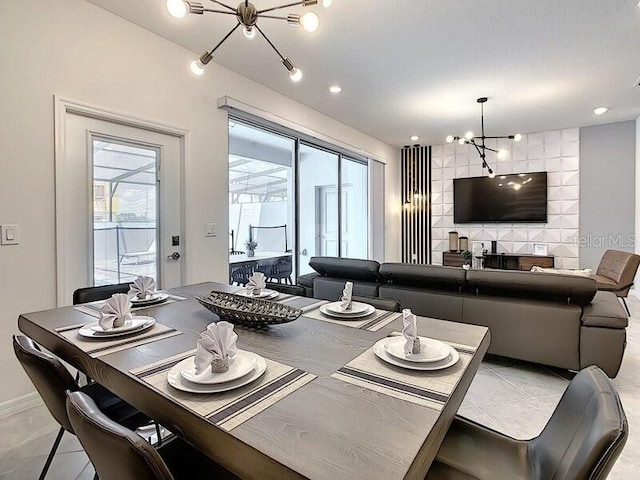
[
  {"left": 410, "top": 135, "right": 420, "bottom": 142},
  {"left": 594, "top": 106, "right": 609, "bottom": 115},
  {"left": 329, "top": 85, "right": 342, "bottom": 94}
]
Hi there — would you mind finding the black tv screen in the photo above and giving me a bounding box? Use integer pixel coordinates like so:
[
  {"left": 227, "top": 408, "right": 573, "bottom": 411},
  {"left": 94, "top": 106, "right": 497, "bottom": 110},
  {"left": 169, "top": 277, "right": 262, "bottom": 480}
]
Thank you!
[{"left": 453, "top": 172, "right": 548, "bottom": 223}]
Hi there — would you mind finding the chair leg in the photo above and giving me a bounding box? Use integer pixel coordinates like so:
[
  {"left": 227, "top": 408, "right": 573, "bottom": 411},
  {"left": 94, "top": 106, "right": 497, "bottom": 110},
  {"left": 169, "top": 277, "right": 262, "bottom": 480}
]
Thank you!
[
  {"left": 622, "top": 297, "right": 631, "bottom": 316},
  {"left": 39, "top": 427, "right": 65, "bottom": 480}
]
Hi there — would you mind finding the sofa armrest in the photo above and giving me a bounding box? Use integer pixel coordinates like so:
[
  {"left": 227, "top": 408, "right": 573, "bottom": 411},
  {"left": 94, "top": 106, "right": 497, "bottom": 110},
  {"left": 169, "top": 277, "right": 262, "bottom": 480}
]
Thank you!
[
  {"left": 581, "top": 291, "right": 628, "bottom": 328},
  {"left": 297, "top": 272, "right": 320, "bottom": 288}
]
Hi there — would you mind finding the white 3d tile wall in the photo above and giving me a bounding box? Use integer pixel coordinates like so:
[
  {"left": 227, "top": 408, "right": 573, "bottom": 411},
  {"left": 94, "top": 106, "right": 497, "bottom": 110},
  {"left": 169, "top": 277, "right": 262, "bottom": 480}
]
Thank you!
[{"left": 431, "top": 128, "right": 580, "bottom": 269}]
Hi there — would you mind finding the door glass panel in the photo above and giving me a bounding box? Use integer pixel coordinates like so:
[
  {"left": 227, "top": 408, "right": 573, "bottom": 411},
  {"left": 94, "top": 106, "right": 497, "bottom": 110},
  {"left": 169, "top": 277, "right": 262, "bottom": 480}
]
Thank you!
[
  {"left": 228, "top": 122, "right": 295, "bottom": 284},
  {"left": 341, "top": 158, "right": 368, "bottom": 259},
  {"left": 92, "top": 139, "right": 158, "bottom": 285},
  {"left": 298, "top": 144, "right": 339, "bottom": 275}
]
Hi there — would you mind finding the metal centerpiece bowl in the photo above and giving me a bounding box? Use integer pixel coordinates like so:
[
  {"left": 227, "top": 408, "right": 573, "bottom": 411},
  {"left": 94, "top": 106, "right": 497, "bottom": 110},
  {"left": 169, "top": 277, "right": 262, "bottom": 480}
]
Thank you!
[{"left": 195, "top": 291, "right": 302, "bottom": 328}]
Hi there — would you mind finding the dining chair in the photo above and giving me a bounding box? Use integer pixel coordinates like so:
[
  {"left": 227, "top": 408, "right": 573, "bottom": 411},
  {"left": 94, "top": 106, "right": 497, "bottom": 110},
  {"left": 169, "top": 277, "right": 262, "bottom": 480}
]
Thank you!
[
  {"left": 426, "top": 365, "right": 628, "bottom": 480},
  {"left": 266, "top": 282, "right": 306, "bottom": 297},
  {"left": 230, "top": 262, "right": 254, "bottom": 286},
  {"left": 13, "top": 335, "right": 151, "bottom": 480},
  {"left": 72, "top": 282, "right": 133, "bottom": 305},
  {"left": 66, "top": 391, "right": 239, "bottom": 480},
  {"left": 351, "top": 295, "right": 401, "bottom": 312},
  {"left": 264, "top": 256, "right": 293, "bottom": 285}
]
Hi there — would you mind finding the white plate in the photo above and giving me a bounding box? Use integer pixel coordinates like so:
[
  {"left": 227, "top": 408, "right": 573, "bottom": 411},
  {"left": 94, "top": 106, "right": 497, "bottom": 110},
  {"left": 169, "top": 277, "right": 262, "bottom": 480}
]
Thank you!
[
  {"left": 325, "top": 301, "right": 370, "bottom": 315},
  {"left": 89, "top": 317, "right": 151, "bottom": 334},
  {"left": 179, "top": 350, "right": 257, "bottom": 385},
  {"left": 236, "top": 289, "right": 279, "bottom": 300},
  {"left": 130, "top": 293, "right": 169, "bottom": 306},
  {"left": 383, "top": 336, "right": 451, "bottom": 363},
  {"left": 79, "top": 317, "right": 155, "bottom": 339},
  {"left": 373, "top": 338, "right": 460, "bottom": 371},
  {"left": 167, "top": 354, "right": 267, "bottom": 394},
  {"left": 319, "top": 303, "right": 375, "bottom": 319}
]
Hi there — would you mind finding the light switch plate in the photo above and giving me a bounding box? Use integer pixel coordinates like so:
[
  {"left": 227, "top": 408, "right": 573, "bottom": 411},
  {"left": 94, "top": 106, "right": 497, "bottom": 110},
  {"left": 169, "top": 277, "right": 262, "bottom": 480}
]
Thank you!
[
  {"left": 205, "top": 223, "right": 216, "bottom": 237},
  {"left": 1, "top": 224, "right": 20, "bottom": 245}
]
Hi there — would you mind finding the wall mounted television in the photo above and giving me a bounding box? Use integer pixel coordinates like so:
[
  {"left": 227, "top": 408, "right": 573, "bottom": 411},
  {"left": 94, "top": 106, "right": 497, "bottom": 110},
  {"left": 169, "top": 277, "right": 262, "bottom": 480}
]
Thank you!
[{"left": 453, "top": 172, "right": 548, "bottom": 223}]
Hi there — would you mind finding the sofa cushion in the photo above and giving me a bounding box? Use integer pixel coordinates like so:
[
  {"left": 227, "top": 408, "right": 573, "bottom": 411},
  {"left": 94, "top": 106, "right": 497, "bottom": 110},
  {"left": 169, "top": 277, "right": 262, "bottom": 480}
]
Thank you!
[
  {"left": 379, "top": 264, "right": 466, "bottom": 292},
  {"left": 581, "top": 291, "right": 628, "bottom": 328},
  {"left": 309, "top": 257, "right": 382, "bottom": 282},
  {"left": 313, "top": 277, "right": 379, "bottom": 301},
  {"left": 466, "top": 270, "right": 597, "bottom": 306}
]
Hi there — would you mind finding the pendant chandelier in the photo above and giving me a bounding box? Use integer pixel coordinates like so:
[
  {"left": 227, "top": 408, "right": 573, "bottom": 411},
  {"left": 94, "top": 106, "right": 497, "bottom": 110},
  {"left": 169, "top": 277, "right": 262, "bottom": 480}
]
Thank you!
[
  {"left": 166, "top": 0, "right": 331, "bottom": 82},
  {"left": 445, "top": 97, "right": 522, "bottom": 178}
]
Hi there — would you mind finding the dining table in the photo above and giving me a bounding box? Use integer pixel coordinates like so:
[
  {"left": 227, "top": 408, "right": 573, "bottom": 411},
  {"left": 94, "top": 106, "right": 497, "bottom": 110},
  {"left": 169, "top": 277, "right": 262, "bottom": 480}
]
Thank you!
[{"left": 18, "top": 282, "right": 490, "bottom": 480}]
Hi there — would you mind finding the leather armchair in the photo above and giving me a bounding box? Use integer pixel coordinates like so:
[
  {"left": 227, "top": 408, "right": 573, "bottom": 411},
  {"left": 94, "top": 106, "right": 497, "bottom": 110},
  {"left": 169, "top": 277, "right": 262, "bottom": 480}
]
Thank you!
[
  {"left": 593, "top": 249, "right": 640, "bottom": 315},
  {"left": 427, "top": 366, "right": 628, "bottom": 480},
  {"left": 66, "top": 391, "right": 238, "bottom": 480}
]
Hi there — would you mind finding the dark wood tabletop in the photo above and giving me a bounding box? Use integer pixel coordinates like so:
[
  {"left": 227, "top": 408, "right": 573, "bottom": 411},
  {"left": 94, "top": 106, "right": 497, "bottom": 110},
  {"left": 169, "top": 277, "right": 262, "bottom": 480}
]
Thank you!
[{"left": 18, "top": 282, "right": 490, "bottom": 480}]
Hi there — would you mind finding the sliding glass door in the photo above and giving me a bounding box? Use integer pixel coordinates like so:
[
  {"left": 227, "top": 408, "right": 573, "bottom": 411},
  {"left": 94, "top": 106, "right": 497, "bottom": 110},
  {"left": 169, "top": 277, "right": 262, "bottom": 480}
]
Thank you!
[
  {"left": 298, "top": 144, "right": 339, "bottom": 274},
  {"left": 228, "top": 119, "right": 369, "bottom": 280},
  {"left": 298, "top": 145, "right": 369, "bottom": 275}
]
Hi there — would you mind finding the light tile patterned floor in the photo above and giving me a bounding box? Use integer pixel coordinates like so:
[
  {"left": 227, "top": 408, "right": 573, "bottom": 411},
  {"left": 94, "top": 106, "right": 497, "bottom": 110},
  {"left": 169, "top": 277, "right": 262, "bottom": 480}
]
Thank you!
[{"left": 2, "top": 296, "right": 639, "bottom": 479}]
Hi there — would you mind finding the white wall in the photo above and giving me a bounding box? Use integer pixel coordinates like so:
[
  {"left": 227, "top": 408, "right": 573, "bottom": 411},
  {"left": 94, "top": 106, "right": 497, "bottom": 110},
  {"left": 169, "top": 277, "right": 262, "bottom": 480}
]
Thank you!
[
  {"left": 0, "top": 0, "right": 400, "bottom": 404},
  {"left": 580, "top": 121, "right": 636, "bottom": 270},
  {"left": 431, "top": 129, "right": 580, "bottom": 269},
  {"left": 636, "top": 116, "right": 640, "bottom": 296}
]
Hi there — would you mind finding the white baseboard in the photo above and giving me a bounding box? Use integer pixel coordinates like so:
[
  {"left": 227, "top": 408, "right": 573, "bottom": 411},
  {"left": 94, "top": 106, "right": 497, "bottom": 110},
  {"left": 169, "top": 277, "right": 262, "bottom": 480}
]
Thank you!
[{"left": 0, "top": 391, "right": 43, "bottom": 420}]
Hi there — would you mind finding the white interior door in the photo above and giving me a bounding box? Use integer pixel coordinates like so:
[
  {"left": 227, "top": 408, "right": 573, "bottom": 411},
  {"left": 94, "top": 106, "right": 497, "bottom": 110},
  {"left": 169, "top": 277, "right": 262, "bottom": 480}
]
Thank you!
[
  {"left": 316, "top": 186, "right": 338, "bottom": 256},
  {"left": 58, "top": 111, "right": 183, "bottom": 304}
]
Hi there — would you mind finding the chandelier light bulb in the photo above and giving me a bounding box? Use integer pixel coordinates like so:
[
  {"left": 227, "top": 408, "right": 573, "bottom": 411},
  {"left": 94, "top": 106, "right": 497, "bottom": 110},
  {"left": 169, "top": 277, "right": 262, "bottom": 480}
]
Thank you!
[
  {"left": 289, "top": 67, "right": 303, "bottom": 82},
  {"left": 243, "top": 26, "right": 257, "bottom": 40},
  {"left": 190, "top": 60, "right": 205, "bottom": 76},
  {"left": 464, "top": 131, "right": 474, "bottom": 140},
  {"left": 458, "top": 138, "right": 466, "bottom": 145},
  {"left": 300, "top": 12, "right": 320, "bottom": 32},
  {"left": 513, "top": 133, "right": 523, "bottom": 142},
  {"left": 497, "top": 149, "right": 509, "bottom": 160},
  {"left": 488, "top": 170, "right": 496, "bottom": 179},
  {"left": 445, "top": 135, "right": 454, "bottom": 143},
  {"left": 513, "top": 183, "right": 522, "bottom": 191},
  {"left": 167, "top": 0, "right": 188, "bottom": 18},
  {"left": 323, "top": 0, "right": 333, "bottom": 7}
]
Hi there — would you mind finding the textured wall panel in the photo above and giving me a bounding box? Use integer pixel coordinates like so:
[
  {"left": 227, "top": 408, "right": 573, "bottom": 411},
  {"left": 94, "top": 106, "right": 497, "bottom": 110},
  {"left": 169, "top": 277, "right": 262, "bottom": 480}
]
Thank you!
[{"left": 430, "top": 129, "right": 580, "bottom": 269}]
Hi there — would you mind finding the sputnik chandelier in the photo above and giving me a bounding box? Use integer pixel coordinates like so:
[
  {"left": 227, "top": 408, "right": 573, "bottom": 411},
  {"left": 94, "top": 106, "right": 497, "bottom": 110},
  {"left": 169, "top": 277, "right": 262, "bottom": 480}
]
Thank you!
[
  {"left": 166, "top": 0, "right": 332, "bottom": 82},
  {"left": 445, "top": 97, "right": 522, "bottom": 178}
]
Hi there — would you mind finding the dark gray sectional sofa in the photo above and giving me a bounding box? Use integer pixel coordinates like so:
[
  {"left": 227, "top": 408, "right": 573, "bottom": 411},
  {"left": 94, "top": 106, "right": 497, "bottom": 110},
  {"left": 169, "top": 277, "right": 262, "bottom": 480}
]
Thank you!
[{"left": 297, "top": 257, "right": 628, "bottom": 377}]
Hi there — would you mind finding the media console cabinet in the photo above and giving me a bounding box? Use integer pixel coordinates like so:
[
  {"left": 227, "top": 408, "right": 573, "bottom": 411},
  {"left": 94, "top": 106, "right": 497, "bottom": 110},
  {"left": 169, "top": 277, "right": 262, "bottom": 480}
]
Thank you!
[{"left": 443, "top": 252, "right": 554, "bottom": 271}]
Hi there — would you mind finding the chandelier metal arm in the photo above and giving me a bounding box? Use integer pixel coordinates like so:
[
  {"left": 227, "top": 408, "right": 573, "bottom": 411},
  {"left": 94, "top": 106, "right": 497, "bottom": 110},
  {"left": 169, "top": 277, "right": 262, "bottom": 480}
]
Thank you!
[
  {"left": 258, "top": 1, "right": 314, "bottom": 15},
  {"left": 259, "top": 14, "right": 289, "bottom": 20},
  {"left": 202, "top": 8, "right": 239, "bottom": 14},
  {"left": 206, "top": 0, "right": 236, "bottom": 12},
  {"left": 255, "top": 24, "right": 287, "bottom": 61},
  {"left": 209, "top": 22, "right": 242, "bottom": 55}
]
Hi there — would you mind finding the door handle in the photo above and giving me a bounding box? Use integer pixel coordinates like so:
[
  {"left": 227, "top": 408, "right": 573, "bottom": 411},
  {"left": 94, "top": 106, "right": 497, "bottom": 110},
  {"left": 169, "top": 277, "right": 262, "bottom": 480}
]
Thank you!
[{"left": 167, "top": 252, "right": 181, "bottom": 261}]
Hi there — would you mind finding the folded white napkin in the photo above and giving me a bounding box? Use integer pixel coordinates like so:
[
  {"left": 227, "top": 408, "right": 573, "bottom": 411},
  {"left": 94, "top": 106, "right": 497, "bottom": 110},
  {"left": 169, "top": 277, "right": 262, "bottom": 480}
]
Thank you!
[
  {"left": 98, "top": 294, "right": 133, "bottom": 330},
  {"left": 129, "top": 276, "right": 156, "bottom": 299},
  {"left": 402, "top": 308, "right": 421, "bottom": 355},
  {"left": 194, "top": 321, "right": 238, "bottom": 374},
  {"left": 246, "top": 272, "right": 267, "bottom": 294},
  {"left": 340, "top": 281, "right": 353, "bottom": 310}
]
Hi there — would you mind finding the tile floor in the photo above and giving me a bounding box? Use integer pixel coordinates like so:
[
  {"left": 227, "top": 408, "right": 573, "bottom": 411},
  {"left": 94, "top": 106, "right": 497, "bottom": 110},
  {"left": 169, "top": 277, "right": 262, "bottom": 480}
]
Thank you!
[{"left": 2, "top": 296, "right": 639, "bottom": 479}]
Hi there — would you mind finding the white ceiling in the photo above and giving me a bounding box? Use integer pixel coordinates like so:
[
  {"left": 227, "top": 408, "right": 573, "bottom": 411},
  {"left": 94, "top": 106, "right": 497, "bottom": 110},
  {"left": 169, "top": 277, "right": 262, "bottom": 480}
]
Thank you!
[{"left": 86, "top": 0, "right": 640, "bottom": 147}]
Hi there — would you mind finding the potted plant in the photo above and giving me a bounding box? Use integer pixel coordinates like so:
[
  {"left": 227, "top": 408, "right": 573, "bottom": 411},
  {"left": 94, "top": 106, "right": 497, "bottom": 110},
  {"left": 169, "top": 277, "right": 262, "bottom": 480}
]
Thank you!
[
  {"left": 461, "top": 250, "right": 472, "bottom": 270},
  {"left": 245, "top": 240, "right": 258, "bottom": 257}
]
